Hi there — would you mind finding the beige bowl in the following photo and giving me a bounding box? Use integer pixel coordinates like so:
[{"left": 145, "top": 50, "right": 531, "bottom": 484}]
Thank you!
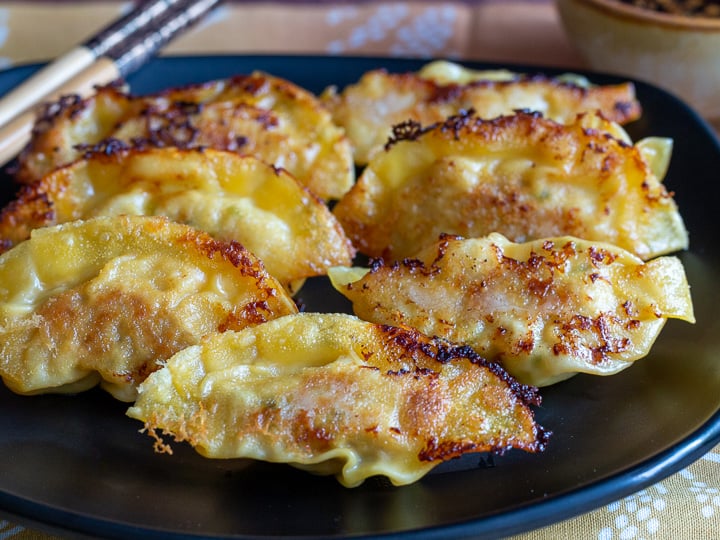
[{"left": 556, "top": 0, "right": 720, "bottom": 121}]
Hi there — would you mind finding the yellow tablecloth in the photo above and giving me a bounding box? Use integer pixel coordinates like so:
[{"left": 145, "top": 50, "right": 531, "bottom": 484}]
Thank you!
[{"left": 0, "top": 1, "right": 718, "bottom": 539}]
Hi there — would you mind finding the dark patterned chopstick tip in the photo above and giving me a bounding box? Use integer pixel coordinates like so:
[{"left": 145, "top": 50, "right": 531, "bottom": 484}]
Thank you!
[
  {"left": 110, "top": 0, "right": 225, "bottom": 77},
  {"left": 84, "top": 0, "right": 186, "bottom": 59}
]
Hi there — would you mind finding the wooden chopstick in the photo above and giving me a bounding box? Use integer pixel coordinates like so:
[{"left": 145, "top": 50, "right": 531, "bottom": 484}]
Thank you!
[
  {"left": 0, "top": 0, "right": 223, "bottom": 170},
  {"left": 0, "top": 0, "right": 185, "bottom": 128}
]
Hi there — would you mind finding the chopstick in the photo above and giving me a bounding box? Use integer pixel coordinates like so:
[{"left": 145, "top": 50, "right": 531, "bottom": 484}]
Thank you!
[
  {"left": 0, "top": 0, "right": 183, "bottom": 128},
  {"left": 0, "top": 0, "right": 223, "bottom": 169}
]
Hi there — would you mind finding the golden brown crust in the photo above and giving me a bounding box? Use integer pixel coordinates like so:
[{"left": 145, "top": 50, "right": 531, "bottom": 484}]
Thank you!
[
  {"left": 16, "top": 73, "right": 354, "bottom": 200},
  {"left": 323, "top": 68, "right": 641, "bottom": 163},
  {"left": 0, "top": 147, "right": 355, "bottom": 288},
  {"left": 332, "top": 111, "right": 687, "bottom": 261},
  {"left": 0, "top": 215, "right": 297, "bottom": 400},
  {"left": 127, "top": 313, "right": 548, "bottom": 486},
  {"left": 17, "top": 84, "right": 138, "bottom": 184},
  {"left": 329, "top": 233, "right": 694, "bottom": 386}
]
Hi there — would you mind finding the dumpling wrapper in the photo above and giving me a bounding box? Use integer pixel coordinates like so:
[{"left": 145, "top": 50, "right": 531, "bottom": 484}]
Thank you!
[
  {"left": 17, "top": 73, "right": 354, "bottom": 200},
  {"left": 329, "top": 233, "right": 695, "bottom": 386},
  {"left": 0, "top": 147, "right": 355, "bottom": 292},
  {"left": 332, "top": 111, "right": 687, "bottom": 261},
  {"left": 322, "top": 60, "right": 641, "bottom": 164},
  {"left": 0, "top": 215, "right": 297, "bottom": 401},
  {"left": 127, "top": 312, "right": 548, "bottom": 487}
]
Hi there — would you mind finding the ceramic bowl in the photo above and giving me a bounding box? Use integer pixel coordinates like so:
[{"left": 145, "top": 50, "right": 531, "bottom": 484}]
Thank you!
[{"left": 556, "top": 0, "right": 720, "bottom": 122}]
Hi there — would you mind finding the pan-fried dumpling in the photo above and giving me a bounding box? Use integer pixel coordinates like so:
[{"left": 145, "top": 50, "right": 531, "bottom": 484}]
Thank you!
[
  {"left": 332, "top": 111, "right": 687, "bottom": 261},
  {"left": 127, "top": 312, "right": 548, "bottom": 487},
  {"left": 322, "top": 60, "right": 641, "bottom": 164},
  {"left": 0, "top": 147, "right": 355, "bottom": 291},
  {"left": 0, "top": 215, "right": 297, "bottom": 401},
  {"left": 17, "top": 73, "right": 354, "bottom": 200},
  {"left": 328, "top": 234, "right": 695, "bottom": 387}
]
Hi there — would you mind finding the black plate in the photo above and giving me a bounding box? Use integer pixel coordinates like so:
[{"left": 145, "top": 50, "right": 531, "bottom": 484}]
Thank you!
[{"left": 0, "top": 55, "right": 719, "bottom": 540}]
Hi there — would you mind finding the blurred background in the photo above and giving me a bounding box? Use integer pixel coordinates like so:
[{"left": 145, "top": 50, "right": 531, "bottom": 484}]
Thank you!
[
  {"left": 3, "top": 0, "right": 718, "bottom": 125},
  {"left": 0, "top": 1, "right": 582, "bottom": 69}
]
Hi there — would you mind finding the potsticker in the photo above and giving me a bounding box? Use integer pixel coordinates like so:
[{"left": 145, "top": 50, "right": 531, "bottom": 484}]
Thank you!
[
  {"left": 17, "top": 73, "right": 354, "bottom": 200},
  {"left": 322, "top": 60, "right": 641, "bottom": 164},
  {"left": 128, "top": 312, "right": 547, "bottom": 487},
  {"left": 329, "top": 234, "right": 695, "bottom": 386},
  {"left": 0, "top": 147, "right": 354, "bottom": 292},
  {"left": 0, "top": 216, "right": 297, "bottom": 401},
  {"left": 333, "top": 111, "right": 687, "bottom": 261}
]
